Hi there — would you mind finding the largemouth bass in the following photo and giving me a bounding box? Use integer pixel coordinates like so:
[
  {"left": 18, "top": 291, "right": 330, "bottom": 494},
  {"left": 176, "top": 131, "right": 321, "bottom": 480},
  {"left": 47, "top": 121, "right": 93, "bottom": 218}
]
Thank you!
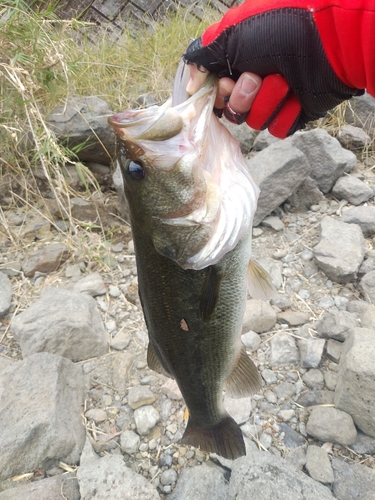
[{"left": 108, "top": 62, "right": 274, "bottom": 460}]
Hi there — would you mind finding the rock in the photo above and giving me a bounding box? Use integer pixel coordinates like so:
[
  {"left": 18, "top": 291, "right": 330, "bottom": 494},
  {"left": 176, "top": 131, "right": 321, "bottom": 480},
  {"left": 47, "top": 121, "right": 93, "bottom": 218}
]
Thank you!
[
  {"left": 360, "top": 270, "right": 375, "bottom": 303},
  {"left": 160, "top": 469, "right": 177, "bottom": 486},
  {"left": 73, "top": 272, "right": 107, "bottom": 296},
  {"left": 331, "top": 176, "right": 373, "bottom": 205},
  {"left": 134, "top": 405, "right": 160, "bottom": 435},
  {"left": 261, "top": 368, "right": 278, "bottom": 385},
  {"left": 47, "top": 96, "right": 115, "bottom": 164},
  {"left": 252, "top": 129, "right": 281, "bottom": 150},
  {"left": 0, "top": 272, "right": 12, "bottom": 318},
  {"left": 273, "top": 382, "right": 296, "bottom": 400},
  {"left": 340, "top": 206, "right": 375, "bottom": 237},
  {"left": 271, "top": 293, "right": 292, "bottom": 310},
  {"left": 11, "top": 287, "right": 108, "bottom": 362},
  {"left": 334, "top": 327, "right": 375, "bottom": 438},
  {"left": 127, "top": 386, "right": 156, "bottom": 409},
  {"left": 302, "top": 369, "right": 324, "bottom": 389},
  {"left": 359, "top": 257, "right": 375, "bottom": 276},
  {"left": 224, "top": 395, "right": 251, "bottom": 425},
  {"left": 351, "top": 431, "right": 375, "bottom": 455},
  {"left": 229, "top": 451, "right": 334, "bottom": 499},
  {"left": 332, "top": 458, "right": 375, "bottom": 500},
  {"left": 242, "top": 299, "right": 276, "bottom": 333},
  {"left": 166, "top": 462, "right": 229, "bottom": 500},
  {"left": 287, "top": 176, "right": 324, "bottom": 210},
  {"left": 344, "top": 92, "right": 375, "bottom": 134},
  {"left": 296, "top": 390, "right": 335, "bottom": 407},
  {"left": 316, "top": 309, "right": 360, "bottom": 341},
  {"left": 292, "top": 129, "right": 357, "bottom": 192},
  {"left": 223, "top": 120, "right": 256, "bottom": 154},
  {"left": 159, "top": 379, "right": 183, "bottom": 401},
  {"left": 261, "top": 216, "right": 284, "bottom": 231},
  {"left": 77, "top": 439, "right": 159, "bottom": 499},
  {"left": 22, "top": 243, "right": 70, "bottom": 277},
  {"left": 325, "top": 339, "right": 343, "bottom": 363},
  {"left": 305, "top": 446, "right": 334, "bottom": 484},
  {"left": 347, "top": 300, "right": 375, "bottom": 329},
  {"left": 0, "top": 352, "right": 85, "bottom": 481},
  {"left": 279, "top": 423, "right": 307, "bottom": 448},
  {"left": 313, "top": 217, "right": 365, "bottom": 283},
  {"left": 0, "top": 356, "right": 15, "bottom": 373},
  {"left": 324, "top": 370, "right": 338, "bottom": 391},
  {"left": 246, "top": 140, "right": 311, "bottom": 225},
  {"left": 0, "top": 473, "right": 80, "bottom": 500},
  {"left": 120, "top": 430, "right": 140, "bottom": 455},
  {"left": 256, "top": 257, "right": 283, "bottom": 290},
  {"left": 285, "top": 446, "right": 307, "bottom": 470},
  {"left": 85, "top": 408, "right": 107, "bottom": 424},
  {"left": 306, "top": 407, "right": 357, "bottom": 445},
  {"left": 241, "top": 330, "right": 261, "bottom": 351},
  {"left": 336, "top": 124, "right": 371, "bottom": 150},
  {"left": 270, "top": 333, "right": 300, "bottom": 365},
  {"left": 277, "top": 310, "right": 310, "bottom": 326},
  {"left": 298, "top": 339, "right": 325, "bottom": 368},
  {"left": 110, "top": 330, "right": 132, "bottom": 351}
]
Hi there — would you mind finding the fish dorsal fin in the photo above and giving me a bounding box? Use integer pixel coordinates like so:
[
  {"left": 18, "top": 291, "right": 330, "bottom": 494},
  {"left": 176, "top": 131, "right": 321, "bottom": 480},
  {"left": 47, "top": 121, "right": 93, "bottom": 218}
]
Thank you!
[
  {"left": 199, "top": 266, "right": 224, "bottom": 322},
  {"left": 247, "top": 258, "right": 277, "bottom": 300},
  {"left": 225, "top": 348, "right": 262, "bottom": 398},
  {"left": 147, "top": 343, "right": 173, "bottom": 379}
]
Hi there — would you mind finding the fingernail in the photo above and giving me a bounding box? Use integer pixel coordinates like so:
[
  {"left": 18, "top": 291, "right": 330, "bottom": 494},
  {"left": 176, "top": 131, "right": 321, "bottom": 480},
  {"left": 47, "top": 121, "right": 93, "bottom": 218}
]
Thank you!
[{"left": 240, "top": 74, "right": 259, "bottom": 95}]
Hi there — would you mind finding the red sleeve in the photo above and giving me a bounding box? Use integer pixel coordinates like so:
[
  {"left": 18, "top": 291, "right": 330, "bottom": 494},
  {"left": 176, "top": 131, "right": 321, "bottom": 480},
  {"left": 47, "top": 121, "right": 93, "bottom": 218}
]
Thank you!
[{"left": 203, "top": 0, "right": 375, "bottom": 96}]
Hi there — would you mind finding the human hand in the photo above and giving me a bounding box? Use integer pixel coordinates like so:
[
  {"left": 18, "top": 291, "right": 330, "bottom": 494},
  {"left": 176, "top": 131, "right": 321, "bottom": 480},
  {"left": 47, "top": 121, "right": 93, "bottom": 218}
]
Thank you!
[{"left": 184, "top": 0, "right": 364, "bottom": 138}]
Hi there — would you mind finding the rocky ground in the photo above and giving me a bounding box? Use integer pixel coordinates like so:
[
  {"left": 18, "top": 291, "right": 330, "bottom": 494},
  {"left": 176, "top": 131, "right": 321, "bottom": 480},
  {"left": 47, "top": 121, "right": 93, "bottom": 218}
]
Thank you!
[{"left": 1, "top": 92, "right": 375, "bottom": 499}]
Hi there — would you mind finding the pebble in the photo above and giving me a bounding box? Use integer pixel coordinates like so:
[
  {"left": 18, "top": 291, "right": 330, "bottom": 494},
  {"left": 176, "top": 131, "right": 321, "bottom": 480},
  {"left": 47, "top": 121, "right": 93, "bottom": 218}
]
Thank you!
[
  {"left": 332, "top": 458, "right": 375, "bottom": 500},
  {"left": 279, "top": 409, "right": 295, "bottom": 422},
  {"left": 325, "top": 339, "right": 342, "bottom": 363},
  {"left": 128, "top": 386, "right": 156, "bottom": 410},
  {"left": 160, "top": 468, "right": 177, "bottom": 486},
  {"left": 262, "top": 216, "right": 285, "bottom": 231},
  {"left": 285, "top": 446, "right": 307, "bottom": 470},
  {"left": 298, "top": 339, "right": 325, "bottom": 368},
  {"left": 120, "top": 430, "right": 140, "bottom": 454},
  {"left": 85, "top": 408, "right": 107, "bottom": 423},
  {"left": 242, "top": 299, "right": 277, "bottom": 333},
  {"left": 277, "top": 310, "right": 310, "bottom": 326},
  {"left": 305, "top": 445, "right": 334, "bottom": 484},
  {"left": 302, "top": 369, "right": 324, "bottom": 389},
  {"left": 241, "top": 330, "right": 261, "bottom": 351},
  {"left": 324, "top": 371, "right": 338, "bottom": 391},
  {"left": 261, "top": 368, "right": 278, "bottom": 385},
  {"left": 306, "top": 407, "right": 357, "bottom": 445},
  {"left": 134, "top": 406, "right": 160, "bottom": 435},
  {"left": 318, "top": 296, "right": 335, "bottom": 309},
  {"left": 273, "top": 382, "right": 296, "bottom": 401},
  {"left": 270, "top": 334, "right": 300, "bottom": 366},
  {"left": 280, "top": 423, "right": 307, "bottom": 448},
  {"left": 109, "top": 284, "right": 121, "bottom": 298}
]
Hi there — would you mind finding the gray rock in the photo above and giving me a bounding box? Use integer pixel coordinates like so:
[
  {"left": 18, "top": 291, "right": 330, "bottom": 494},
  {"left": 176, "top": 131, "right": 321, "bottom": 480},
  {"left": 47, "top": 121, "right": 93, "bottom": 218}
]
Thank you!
[
  {"left": 47, "top": 96, "right": 115, "bottom": 165},
  {"left": 298, "top": 339, "right": 325, "bottom": 368},
  {"left": 0, "top": 272, "right": 12, "bottom": 318},
  {"left": 316, "top": 309, "right": 360, "bottom": 341},
  {"left": 85, "top": 408, "right": 107, "bottom": 424},
  {"left": 166, "top": 462, "right": 229, "bottom": 500},
  {"left": 334, "top": 327, "right": 375, "bottom": 438},
  {"left": 0, "top": 356, "right": 15, "bottom": 373},
  {"left": 347, "top": 300, "right": 375, "bottom": 329},
  {"left": 224, "top": 395, "right": 251, "bottom": 425},
  {"left": 324, "top": 370, "right": 338, "bottom": 391},
  {"left": 247, "top": 140, "right": 311, "bottom": 225},
  {"left": 305, "top": 445, "right": 334, "bottom": 484},
  {"left": 285, "top": 446, "right": 307, "bottom": 470},
  {"left": 160, "top": 469, "right": 177, "bottom": 486},
  {"left": 332, "top": 458, "right": 375, "bottom": 500},
  {"left": 11, "top": 287, "right": 108, "bottom": 362},
  {"left": 252, "top": 129, "right": 281, "bottom": 150},
  {"left": 0, "top": 473, "right": 79, "bottom": 500},
  {"left": 287, "top": 176, "right": 324, "bottom": 210},
  {"left": 292, "top": 129, "right": 357, "bottom": 193},
  {"left": 229, "top": 451, "right": 334, "bottom": 499},
  {"left": 325, "top": 339, "right": 343, "bottom": 363},
  {"left": 313, "top": 217, "right": 366, "bottom": 283},
  {"left": 340, "top": 206, "right": 375, "bottom": 237},
  {"left": 0, "top": 352, "right": 85, "bottom": 481},
  {"left": 360, "top": 270, "right": 375, "bottom": 303},
  {"left": 277, "top": 310, "right": 310, "bottom": 326},
  {"left": 262, "top": 216, "right": 284, "bottom": 231},
  {"left": 302, "top": 369, "right": 324, "bottom": 389},
  {"left": 256, "top": 257, "right": 283, "bottom": 290},
  {"left": 77, "top": 439, "right": 159, "bottom": 499},
  {"left": 273, "top": 382, "right": 296, "bottom": 400},
  {"left": 134, "top": 405, "right": 160, "bottom": 435},
  {"left": 332, "top": 176, "right": 373, "bottom": 205},
  {"left": 241, "top": 330, "right": 261, "bottom": 351},
  {"left": 223, "top": 120, "right": 256, "bottom": 154},
  {"left": 270, "top": 333, "right": 300, "bottom": 365},
  {"left": 73, "top": 271, "right": 107, "bottom": 296},
  {"left": 359, "top": 257, "right": 375, "bottom": 276},
  {"left": 344, "top": 92, "right": 375, "bottom": 134},
  {"left": 306, "top": 407, "right": 357, "bottom": 445},
  {"left": 22, "top": 243, "right": 70, "bottom": 277},
  {"left": 279, "top": 423, "right": 307, "bottom": 448},
  {"left": 127, "top": 386, "right": 156, "bottom": 409},
  {"left": 271, "top": 293, "right": 292, "bottom": 310},
  {"left": 261, "top": 368, "right": 278, "bottom": 385},
  {"left": 296, "top": 390, "right": 335, "bottom": 407},
  {"left": 337, "top": 124, "right": 371, "bottom": 150},
  {"left": 351, "top": 431, "right": 375, "bottom": 455},
  {"left": 120, "top": 430, "right": 140, "bottom": 455},
  {"left": 242, "top": 299, "right": 276, "bottom": 333}
]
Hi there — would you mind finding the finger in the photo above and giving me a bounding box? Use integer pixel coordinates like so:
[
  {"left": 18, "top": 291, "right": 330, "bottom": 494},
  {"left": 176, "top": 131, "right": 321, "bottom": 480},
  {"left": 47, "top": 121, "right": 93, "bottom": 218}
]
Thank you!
[
  {"left": 227, "top": 73, "right": 262, "bottom": 114},
  {"left": 215, "top": 77, "right": 235, "bottom": 109},
  {"left": 186, "top": 64, "right": 209, "bottom": 95}
]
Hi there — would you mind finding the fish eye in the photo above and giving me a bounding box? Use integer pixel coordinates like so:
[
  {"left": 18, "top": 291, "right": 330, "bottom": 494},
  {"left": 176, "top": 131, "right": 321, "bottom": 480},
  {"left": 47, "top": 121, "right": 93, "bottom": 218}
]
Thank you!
[{"left": 127, "top": 160, "right": 145, "bottom": 180}]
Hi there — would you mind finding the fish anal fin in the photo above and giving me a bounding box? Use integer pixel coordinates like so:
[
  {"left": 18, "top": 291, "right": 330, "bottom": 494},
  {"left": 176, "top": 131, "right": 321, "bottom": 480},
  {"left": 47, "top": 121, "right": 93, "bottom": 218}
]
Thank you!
[
  {"left": 199, "top": 266, "right": 223, "bottom": 321},
  {"left": 181, "top": 414, "right": 245, "bottom": 460},
  {"left": 247, "top": 258, "right": 277, "bottom": 300},
  {"left": 225, "top": 348, "right": 262, "bottom": 398},
  {"left": 147, "top": 343, "right": 173, "bottom": 379}
]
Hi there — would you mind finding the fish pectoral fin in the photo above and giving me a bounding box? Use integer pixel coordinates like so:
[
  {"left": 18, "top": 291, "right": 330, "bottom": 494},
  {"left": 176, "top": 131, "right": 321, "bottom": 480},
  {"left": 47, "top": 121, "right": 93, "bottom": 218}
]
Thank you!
[
  {"left": 199, "top": 266, "right": 224, "bottom": 321},
  {"left": 225, "top": 348, "right": 262, "bottom": 398},
  {"left": 181, "top": 414, "right": 245, "bottom": 460},
  {"left": 147, "top": 343, "right": 173, "bottom": 379},
  {"left": 247, "top": 258, "right": 277, "bottom": 300}
]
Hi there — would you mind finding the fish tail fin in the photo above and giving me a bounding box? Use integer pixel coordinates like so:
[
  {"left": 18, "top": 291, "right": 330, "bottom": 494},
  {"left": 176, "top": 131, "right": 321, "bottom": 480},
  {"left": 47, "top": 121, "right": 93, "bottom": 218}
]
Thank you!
[{"left": 181, "top": 414, "right": 246, "bottom": 460}]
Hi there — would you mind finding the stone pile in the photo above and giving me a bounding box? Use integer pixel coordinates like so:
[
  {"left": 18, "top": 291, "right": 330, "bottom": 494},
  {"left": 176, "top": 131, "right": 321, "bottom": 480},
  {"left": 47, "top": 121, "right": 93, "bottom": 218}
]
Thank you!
[{"left": 1, "top": 93, "right": 375, "bottom": 499}]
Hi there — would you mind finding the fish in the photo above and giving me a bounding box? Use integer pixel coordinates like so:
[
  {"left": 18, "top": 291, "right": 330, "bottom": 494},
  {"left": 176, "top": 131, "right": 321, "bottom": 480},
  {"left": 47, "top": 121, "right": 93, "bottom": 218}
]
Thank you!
[{"left": 108, "top": 61, "right": 275, "bottom": 460}]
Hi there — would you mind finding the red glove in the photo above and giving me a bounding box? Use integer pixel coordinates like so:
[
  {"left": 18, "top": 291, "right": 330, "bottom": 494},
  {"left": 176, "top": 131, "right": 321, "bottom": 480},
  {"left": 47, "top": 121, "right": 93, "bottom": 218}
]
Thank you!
[{"left": 184, "top": 0, "right": 374, "bottom": 138}]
